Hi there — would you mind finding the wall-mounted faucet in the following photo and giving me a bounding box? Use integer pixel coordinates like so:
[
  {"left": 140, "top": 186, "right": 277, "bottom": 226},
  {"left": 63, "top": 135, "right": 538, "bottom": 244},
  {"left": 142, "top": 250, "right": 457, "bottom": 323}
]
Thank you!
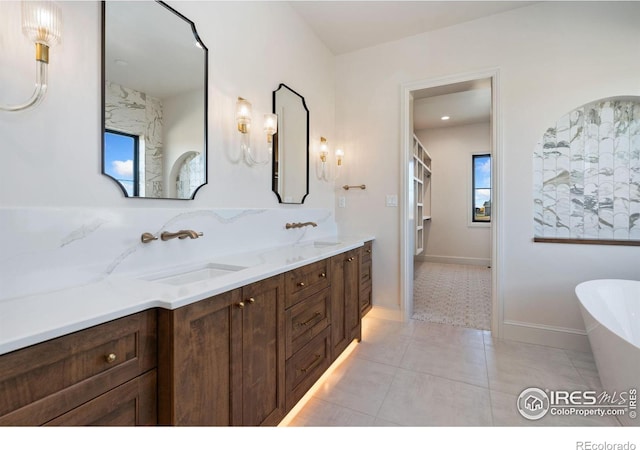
[
  {"left": 141, "top": 232, "right": 158, "bottom": 243},
  {"left": 141, "top": 230, "right": 203, "bottom": 243},
  {"left": 285, "top": 222, "right": 318, "bottom": 229},
  {"left": 161, "top": 230, "right": 203, "bottom": 240}
]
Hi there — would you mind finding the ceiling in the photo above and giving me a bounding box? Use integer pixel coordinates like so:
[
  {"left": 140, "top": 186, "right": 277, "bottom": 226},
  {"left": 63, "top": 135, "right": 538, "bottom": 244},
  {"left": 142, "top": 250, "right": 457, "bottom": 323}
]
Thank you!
[
  {"left": 289, "top": 1, "right": 538, "bottom": 56},
  {"left": 289, "top": 1, "right": 533, "bottom": 130},
  {"left": 413, "top": 79, "right": 491, "bottom": 130}
]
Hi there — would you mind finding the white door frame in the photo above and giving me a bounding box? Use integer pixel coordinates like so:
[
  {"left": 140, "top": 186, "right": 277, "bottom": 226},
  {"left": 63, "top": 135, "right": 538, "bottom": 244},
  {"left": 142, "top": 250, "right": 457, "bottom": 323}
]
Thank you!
[{"left": 399, "top": 68, "right": 503, "bottom": 337}]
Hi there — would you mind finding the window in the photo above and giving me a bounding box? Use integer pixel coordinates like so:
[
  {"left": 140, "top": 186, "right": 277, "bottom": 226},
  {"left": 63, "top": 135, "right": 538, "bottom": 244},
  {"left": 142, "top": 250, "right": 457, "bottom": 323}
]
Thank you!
[
  {"left": 472, "top": 154, "right": 491, "bottom": 222},
  {"left": 104, "top": 130, "right": 139, "bottom": 197}
]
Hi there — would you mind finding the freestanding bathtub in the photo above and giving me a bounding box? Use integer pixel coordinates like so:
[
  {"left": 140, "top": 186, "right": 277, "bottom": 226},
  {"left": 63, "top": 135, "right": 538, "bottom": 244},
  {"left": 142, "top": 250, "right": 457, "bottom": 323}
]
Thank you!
[{"left": 576, "top": 279, "right": 640, "bottom": 427}]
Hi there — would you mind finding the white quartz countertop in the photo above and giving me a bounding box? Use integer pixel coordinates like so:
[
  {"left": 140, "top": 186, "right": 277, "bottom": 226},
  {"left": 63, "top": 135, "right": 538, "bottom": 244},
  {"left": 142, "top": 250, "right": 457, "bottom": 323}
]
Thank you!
[{"left": 0, "top": 235, "right": 374, "bottom": 356}]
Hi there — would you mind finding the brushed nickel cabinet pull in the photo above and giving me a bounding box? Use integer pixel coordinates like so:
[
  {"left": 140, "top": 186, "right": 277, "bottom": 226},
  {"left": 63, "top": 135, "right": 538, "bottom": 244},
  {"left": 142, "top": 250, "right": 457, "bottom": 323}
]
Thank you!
[
  {"left": 297, "top": 281, "right": 305, "bottom": 287},
  {"left": 247, "top": 297, "right": 255, "bottom": 304},
  {"left": 366, "top": 249, "right": 372, "bottom": 254},
  {"left": 319, "top": 272, "right": 326, "bottom": 278},
  {"left": 105, "top": 353, "right": 117, "bottom": 363},
  {"left": 297, "top": 354, "right": 322, "bottom": 374},
  {"left": 237, "top": 301, "right": 245, "bottom": 309}
]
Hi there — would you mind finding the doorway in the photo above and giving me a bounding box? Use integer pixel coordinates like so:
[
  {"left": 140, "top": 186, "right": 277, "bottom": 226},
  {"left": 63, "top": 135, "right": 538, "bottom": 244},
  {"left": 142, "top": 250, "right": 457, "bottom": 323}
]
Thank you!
[{"left": 399, "top": 69, "right": 501, "bottom": 336}]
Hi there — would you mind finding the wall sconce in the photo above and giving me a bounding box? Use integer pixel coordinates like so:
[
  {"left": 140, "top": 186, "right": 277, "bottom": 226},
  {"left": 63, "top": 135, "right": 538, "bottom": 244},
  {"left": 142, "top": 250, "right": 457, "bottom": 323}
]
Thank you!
[
  {"left": 316, "top": 137, "right": 344, "bottom": 182},
  {"left": 0, "top": 1, "right": 63, "bottom": 112},
  {"left": 235, "top": 97, "right": 274, "bottom": 166},
  {"left": 335, "top": 148, "right": 344, "bottom": 167},
  {"left": 264, "top": 113, "right": 277, "bottom": 153}
]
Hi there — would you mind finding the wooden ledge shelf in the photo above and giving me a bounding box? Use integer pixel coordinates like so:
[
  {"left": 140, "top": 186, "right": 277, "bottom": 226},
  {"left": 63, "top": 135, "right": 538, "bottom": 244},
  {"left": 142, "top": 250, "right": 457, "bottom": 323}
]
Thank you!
[{"left": 533, "top": 237, "right": 640, "bottom": 247}]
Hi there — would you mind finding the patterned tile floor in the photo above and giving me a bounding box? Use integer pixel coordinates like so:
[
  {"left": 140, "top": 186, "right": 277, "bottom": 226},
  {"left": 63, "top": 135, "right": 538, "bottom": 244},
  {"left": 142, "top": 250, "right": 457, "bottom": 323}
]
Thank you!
[
  {"left": 285, "top": 316, "right": 619, "bottom": 427},
  {"left": 412, "top": 262, "right": 491, "bottom": 330}
]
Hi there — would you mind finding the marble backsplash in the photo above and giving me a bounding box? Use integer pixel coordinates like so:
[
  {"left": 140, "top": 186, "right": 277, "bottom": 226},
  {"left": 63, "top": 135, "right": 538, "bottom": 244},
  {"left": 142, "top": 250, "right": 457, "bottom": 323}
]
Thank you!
[
  {"left": 533, "top": 97, "right": 640, "bottom": 240},
  {"left": 0, "top": 207, "right": 337, "bottom": 301}
]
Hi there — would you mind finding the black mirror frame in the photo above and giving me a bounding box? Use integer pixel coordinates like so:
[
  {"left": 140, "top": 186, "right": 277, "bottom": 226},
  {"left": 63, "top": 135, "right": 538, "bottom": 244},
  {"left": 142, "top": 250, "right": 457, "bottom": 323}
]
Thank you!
[
  {"left": 271, "top": 83, "right": 309, "bottom": 204},
  {"left": 100, "top": 1, "right": 208, "bottom": 200}
]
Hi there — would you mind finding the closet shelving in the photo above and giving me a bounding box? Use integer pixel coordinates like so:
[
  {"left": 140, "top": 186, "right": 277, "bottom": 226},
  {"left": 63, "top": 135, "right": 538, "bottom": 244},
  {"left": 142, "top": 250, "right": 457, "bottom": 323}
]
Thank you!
[{"left": 413, "top": 134, "right": 432, "bottom": 255}]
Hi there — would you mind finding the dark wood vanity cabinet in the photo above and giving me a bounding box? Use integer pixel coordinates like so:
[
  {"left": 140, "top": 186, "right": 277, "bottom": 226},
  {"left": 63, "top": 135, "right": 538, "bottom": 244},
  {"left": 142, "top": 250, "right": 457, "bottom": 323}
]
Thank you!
[
  {"left": 330, "top": 249, "right": 362, "bottom": 360},
  {"left": 0, "top": 310, "right": 157, "bottom": 426},
  {"left": 359, "top": 240, "right": 373, "bottom": 317},
  {"left": 0, "top": 243, "right": 373, "bottom": 427},
  {"left": 158, "top": 274, "right": 286, "bottom": 426}
]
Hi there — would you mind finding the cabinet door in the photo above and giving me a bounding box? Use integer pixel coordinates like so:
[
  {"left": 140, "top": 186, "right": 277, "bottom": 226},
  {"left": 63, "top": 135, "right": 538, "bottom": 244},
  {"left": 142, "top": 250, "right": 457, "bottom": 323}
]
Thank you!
[
  {"left": 240, "top": 275, "right": 286, "bottom": 426},
  {"left": 158, "top": 289, "right": 243, "bottom": 426},
  {"left": 330, "top": 250, "right": 361, "bottom": 360}
]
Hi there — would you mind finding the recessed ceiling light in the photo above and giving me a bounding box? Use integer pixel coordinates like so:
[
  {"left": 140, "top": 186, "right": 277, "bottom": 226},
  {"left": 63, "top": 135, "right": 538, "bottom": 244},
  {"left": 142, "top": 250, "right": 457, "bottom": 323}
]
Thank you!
[{"left": 441, "top": 116, "right": 450, "bottom": 121}]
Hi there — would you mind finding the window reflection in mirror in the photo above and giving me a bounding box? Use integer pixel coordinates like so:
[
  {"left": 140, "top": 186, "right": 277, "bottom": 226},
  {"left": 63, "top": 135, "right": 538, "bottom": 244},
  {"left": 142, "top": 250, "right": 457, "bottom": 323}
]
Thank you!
[
  {"left": 104, "top": 130, "right": 140, "bottom": 197},
  {"left": 101, "top": 1, "right": 208, "bottom": 199}
]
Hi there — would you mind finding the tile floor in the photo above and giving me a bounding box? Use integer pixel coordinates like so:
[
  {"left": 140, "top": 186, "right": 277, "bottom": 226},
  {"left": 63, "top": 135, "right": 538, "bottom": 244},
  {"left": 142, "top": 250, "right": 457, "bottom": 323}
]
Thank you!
[{"left": 286, "top": 316, "right": 619, "bottom": 427}]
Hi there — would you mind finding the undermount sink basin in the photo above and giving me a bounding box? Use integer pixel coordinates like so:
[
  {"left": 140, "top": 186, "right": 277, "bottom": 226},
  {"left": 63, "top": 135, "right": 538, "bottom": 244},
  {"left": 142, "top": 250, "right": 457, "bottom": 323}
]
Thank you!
[
  {"left": 142, "top": 262, "right": 247, "bottom": 286},
  {"left": 313, "top": 240, "right": 342, "bottom": 248}
]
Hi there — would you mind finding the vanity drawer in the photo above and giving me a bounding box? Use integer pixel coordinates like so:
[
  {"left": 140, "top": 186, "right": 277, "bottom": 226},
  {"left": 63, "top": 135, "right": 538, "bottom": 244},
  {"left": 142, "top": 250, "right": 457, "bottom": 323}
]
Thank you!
[
  {"left": 285, "top": 287, "right": 331, "bottom": 359},
  {"left": 360, "top": 259, "right": 372, "bottom": 286},
  {"left": 361, "top": 241, "right": 372, "bottom": 264},
  {"left": 285, "top": 328, "right": 331, "bottom": 411},
  {"left": 0, "top": 310, "right": 157, "bottom": 425},
  {"left": 359, "top": 284, "right": 372, "bottom": 316},
  {"left": 44, "top": 370, "right": 157, "bottom": 426},
  {"left": 285, "top": 258, "right": 330, "bottom": 308}
]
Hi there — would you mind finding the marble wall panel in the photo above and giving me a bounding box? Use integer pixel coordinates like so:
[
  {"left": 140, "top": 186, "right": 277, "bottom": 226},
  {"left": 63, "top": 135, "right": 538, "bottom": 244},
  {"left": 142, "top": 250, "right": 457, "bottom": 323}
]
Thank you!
[
  {"left": 569, "top": 109, "right": 585, "bottom": 238},
  {"left": 533, "top": 97, "right": 640, "bottom": 242},
  {"left": 177, "top": 153, "right": 205, "bottom": 199},
  {"left": 533, "top": 146, "right": 544, "bottom": 237}
]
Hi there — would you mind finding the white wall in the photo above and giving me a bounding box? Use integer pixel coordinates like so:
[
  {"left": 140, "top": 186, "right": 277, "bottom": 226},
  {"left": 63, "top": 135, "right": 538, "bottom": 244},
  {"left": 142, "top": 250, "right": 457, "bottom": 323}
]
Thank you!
[
  {"left": 415, "top": 124, "right": 491, "bottom": 265},
  {"left": 0, "top": 0, "right": 335, "bottom": 209},
  {"left": 335, "top": 1, "right": 640, "bottom": 349}
]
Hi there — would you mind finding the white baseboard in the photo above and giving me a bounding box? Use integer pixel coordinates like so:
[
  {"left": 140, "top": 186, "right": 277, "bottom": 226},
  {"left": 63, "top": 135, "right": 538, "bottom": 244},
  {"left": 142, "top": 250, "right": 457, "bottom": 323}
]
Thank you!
[
  {"left": 416, "top": 254, "right": 491, "bottom": 267},
  {"left": 502, "top": 320, "right": 591, "bottom": 352}
]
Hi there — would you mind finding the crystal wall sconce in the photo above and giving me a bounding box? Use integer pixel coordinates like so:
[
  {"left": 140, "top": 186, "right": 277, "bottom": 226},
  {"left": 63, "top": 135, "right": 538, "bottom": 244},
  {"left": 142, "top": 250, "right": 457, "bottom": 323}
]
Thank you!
[
  {"left": 236, "top": 97, "right": 277, "bottom": 166},
  {"left": 316, "top": 137, "right": 344, "bottom": 182},
  {"left": 0, "top": 1, "right": 62, "bottom": 112}
]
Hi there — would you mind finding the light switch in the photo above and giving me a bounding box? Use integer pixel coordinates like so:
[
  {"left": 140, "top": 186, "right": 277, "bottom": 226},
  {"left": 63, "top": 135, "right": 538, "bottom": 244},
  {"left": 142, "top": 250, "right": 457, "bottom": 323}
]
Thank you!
[
  {"left": 338, "top": 196, "right": 346, "bottom": 208},
  {"left": 386, "top": 194, "right": 398, "bottom": 207}
]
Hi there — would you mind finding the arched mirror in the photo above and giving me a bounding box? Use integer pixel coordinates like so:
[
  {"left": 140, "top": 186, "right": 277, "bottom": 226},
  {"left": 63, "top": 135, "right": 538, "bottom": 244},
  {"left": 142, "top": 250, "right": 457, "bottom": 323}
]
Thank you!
[
  {"left": 101, "top": 1, "right": 208, "bottom": 199},
  {"left": 272, "top": 84, "right": 309, "bottom": 204}
]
